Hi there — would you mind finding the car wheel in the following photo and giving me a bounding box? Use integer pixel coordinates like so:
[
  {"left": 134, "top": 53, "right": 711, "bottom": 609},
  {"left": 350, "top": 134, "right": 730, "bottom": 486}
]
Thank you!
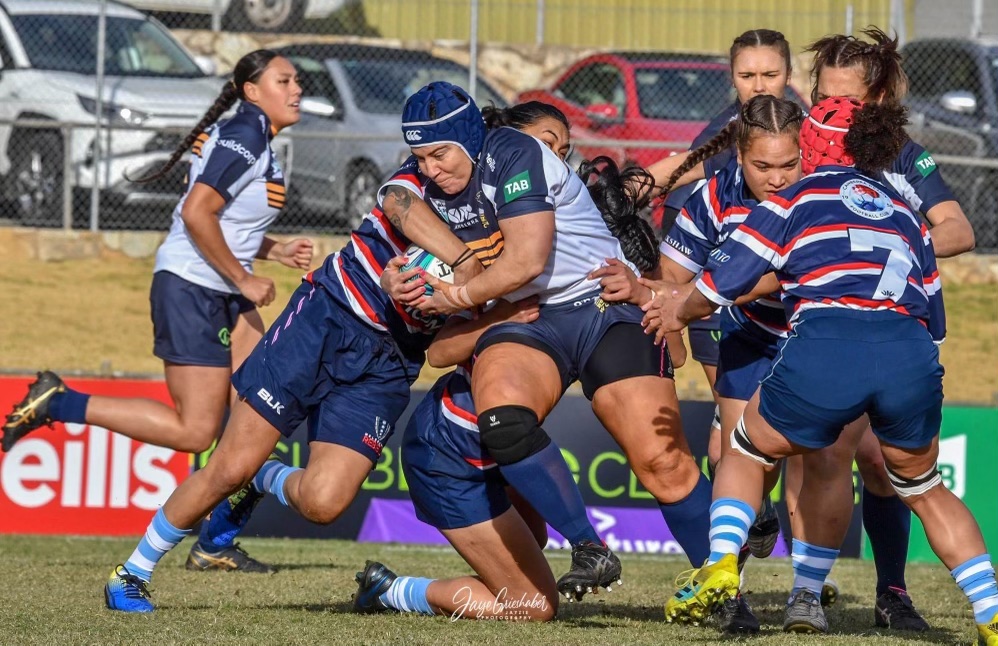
[
  {"left": 9, "top": 131, "right": 64, "bottom": 227},
  {"left": 343, "top": 163, "right": 379, "bottom": 232},
  {"left": 225, "top": 0, "right": 305, "bottom": 32}
]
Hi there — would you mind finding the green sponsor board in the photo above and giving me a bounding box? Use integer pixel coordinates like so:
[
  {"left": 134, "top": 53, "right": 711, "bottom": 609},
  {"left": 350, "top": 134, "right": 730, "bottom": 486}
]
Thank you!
[{"left": 862, "top": 406, "right": 998, "bottom": 562}]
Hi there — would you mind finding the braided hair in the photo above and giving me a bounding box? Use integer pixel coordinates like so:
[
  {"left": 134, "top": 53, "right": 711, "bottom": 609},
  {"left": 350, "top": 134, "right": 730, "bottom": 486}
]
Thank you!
[
  {"left": 129, "top": 49, "right": 281, "bottom": 184},
  {"left": 806, "top": 27, "right": 908, "bottom": 104},
  {"left": 660, "top": 95, "right": 803, "bottom": 196},
  {"left": 578, "top": 157, "right": 659, "bottom": 273}
]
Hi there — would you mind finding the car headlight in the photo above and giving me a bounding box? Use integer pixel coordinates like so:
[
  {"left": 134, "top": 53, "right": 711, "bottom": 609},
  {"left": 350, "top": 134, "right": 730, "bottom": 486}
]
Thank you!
[{"left": 78, "top": 95, "right": 149, "bottom": 126}]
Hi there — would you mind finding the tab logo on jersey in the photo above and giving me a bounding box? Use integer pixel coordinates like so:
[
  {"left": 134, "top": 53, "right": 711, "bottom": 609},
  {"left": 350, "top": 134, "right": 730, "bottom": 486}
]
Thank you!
[
  {"left": 915, "top": 151, "right": 937, "bottom": 177},
  {"left": 839, "top": 179, "right": 894, "bottom": 220},
  {"left": 503, "top": 171, "right": 532, "bottom": 201}
]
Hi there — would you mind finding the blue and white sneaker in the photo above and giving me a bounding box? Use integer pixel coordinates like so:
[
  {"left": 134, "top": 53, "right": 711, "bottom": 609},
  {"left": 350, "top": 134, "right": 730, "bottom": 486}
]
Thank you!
[
  {"left": 353, "top": 561, "right": 396, "bottom": 614},
  {"left": 104, "top": 564, "right": 153, "bottom": 613}
]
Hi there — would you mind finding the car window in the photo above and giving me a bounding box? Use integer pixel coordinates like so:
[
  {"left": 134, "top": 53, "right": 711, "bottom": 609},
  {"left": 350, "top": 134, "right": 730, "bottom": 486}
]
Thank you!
[
  {"left": 634, "top": 66, "right": 733, "bottom": 120},
  {"left": 339, "top": 58, "right": 505, "bottom": 114},
  {"left": 557, "top": 63, "right": 626, "bottom": 114},
  {"left": 288, "top": 55, "right": 343, "bottom": 107},
  {"left": 12, "top": 14, "right": 203, "bottom": 77}
]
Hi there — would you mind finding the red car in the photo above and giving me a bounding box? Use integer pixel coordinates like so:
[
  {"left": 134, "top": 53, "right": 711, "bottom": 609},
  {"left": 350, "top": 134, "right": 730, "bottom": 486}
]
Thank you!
[{"left": 518, "top": 51, "right": 806, "bottom": 169}]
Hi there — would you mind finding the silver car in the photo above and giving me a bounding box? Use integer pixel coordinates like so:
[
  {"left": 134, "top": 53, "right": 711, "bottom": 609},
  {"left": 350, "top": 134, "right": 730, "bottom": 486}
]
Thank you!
[{"left": 275, "top": 43, "right": 507, "bottom": 232}]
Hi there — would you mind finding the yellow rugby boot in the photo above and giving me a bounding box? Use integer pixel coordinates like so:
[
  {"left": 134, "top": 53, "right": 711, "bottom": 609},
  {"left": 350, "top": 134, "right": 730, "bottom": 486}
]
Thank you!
[{"left": 664, "top": 553, "right": 740, "bottom": 626}]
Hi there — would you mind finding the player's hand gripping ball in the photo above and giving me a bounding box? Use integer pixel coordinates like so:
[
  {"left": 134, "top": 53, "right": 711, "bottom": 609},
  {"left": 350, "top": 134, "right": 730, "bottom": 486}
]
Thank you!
[{"left": 400, "top": 244, "right": 455, "bottom": 296}]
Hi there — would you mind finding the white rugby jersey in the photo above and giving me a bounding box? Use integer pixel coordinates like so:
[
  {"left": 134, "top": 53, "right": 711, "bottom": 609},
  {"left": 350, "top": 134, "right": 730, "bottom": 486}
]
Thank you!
[
  {"left": 381, "top": 127, "right": 632, "bottom": 305},
  {"left": 155, "top": 102, "right": 286, "bottom": 294}
]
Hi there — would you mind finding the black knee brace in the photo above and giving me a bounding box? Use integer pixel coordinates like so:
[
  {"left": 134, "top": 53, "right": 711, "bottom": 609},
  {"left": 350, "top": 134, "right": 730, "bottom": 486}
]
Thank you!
[{"left": 478, "top": 405, "right": 552, "bottom": 466}]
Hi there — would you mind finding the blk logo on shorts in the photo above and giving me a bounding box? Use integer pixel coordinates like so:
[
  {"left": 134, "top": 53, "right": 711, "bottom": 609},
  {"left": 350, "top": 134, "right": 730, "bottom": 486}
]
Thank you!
[{"left": 257, "top": 388, "right": 284, "bottom": 415}]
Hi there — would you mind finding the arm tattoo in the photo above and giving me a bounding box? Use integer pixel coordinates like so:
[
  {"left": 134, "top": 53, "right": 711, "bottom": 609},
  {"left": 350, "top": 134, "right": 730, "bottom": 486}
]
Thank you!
[{"left": 384, "top": 186, "right": 414, "bottom": 231}]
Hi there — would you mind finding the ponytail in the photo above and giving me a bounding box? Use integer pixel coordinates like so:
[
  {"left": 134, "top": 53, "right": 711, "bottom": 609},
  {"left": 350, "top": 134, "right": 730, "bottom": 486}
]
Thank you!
[
  {"left": 579, "top": 156, "right": 659, "bottom": 273},
  {"left": 659, "top": 120, "right": 739, "bottom": 196},
  {"left": 806, "top": 26, "right": 908, "bottom": 104}
]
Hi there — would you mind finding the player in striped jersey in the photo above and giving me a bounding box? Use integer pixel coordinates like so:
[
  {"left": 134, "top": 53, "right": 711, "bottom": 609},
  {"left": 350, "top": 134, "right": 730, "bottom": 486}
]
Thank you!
[
  {"left": 653, "top": 98, "right": 998, "bottom": 645},
  {"left": 646, "top": 94, "right": 806, "bottom": 632},
  {"left": 95, "top": 100, "right": 488, "bottom": 612},
  {"left": 790, "top": 28, "right": 977, "bottom": 631}
]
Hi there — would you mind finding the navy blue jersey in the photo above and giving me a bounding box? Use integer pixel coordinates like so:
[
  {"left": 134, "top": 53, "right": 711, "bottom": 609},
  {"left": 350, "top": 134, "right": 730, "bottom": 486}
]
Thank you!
[
  {"left": 879, "top": 139, "right": 956, "bottom": 216},
  {"left": 661, "top": 160, "right": 788, "bottom": 339},
  {"left": 662, "top": 101, "right": 740, "bottom": 214},
  {"left": 698, "top": 165, "right": 945, "bottom": 342},
  {"left": 305, "top": 195, "right": 443, "bottom": 355},
  {"left": 381, "top": 127, "right": 631, "bottom": 305}
]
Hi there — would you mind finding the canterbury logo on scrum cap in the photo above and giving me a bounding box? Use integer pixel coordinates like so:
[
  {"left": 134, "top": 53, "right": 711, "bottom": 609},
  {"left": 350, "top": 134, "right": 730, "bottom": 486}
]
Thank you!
[{"left": 404, "top": 129, "right": 423, "bottom": 142}]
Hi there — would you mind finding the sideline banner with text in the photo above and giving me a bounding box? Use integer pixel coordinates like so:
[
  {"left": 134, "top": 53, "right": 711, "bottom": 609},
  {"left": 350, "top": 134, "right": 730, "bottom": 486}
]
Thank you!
[
  {"left": 0, "top": 377, "right": 189, "bottom": 535},
  {"left": 7, "top": 375, "right": 988, "bottom": 561}
]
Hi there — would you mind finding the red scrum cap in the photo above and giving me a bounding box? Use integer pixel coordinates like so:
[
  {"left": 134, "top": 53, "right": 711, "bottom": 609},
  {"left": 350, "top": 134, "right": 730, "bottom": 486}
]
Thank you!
[{"left": 799, "top": 97, "right": 863, "bottom": 175}]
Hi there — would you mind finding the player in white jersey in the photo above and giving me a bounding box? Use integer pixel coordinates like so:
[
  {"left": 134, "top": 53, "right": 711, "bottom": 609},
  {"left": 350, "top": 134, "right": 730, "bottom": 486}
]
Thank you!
[
  {"left": 384, "top": 86, "right": 710, "bottom": 601},
  {"left": 3, "top": 50, "right": 313, "bottom": 575}
]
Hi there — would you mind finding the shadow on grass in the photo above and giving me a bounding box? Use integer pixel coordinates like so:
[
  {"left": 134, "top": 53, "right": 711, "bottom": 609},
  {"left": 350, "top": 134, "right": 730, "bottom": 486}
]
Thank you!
[
  {"left": 552, "top": 596, "right": 963, "bottom": 644},
  {"left": 269, "top": 562, "right": 342, "bottom": 572},
  {"left": 161, "top": 601, "right": 354, "bottom": 614}
]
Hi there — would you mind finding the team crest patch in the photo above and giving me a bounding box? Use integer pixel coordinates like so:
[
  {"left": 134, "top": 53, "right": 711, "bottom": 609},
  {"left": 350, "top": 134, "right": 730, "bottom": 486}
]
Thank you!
[
  {"left": 839, "top": 179, "right": 894, "bottom": 220},
  {"left": 503, "top": 170, "right": 532, "bottom": 201}
]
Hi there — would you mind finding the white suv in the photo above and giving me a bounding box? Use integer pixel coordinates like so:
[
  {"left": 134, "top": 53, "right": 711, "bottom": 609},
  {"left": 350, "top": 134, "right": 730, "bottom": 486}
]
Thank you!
[
  {"left": 0, "top": 0, "right": 222, "bottom": 225},
  {"left": 126, "top": 0, "right": 347, "bottom": 32}
]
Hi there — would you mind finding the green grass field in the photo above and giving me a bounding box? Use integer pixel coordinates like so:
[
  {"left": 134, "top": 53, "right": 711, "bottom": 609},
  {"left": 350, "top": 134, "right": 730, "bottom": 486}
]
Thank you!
[{"left": 0, "top": 535, "right": 982, "bottom": 645}]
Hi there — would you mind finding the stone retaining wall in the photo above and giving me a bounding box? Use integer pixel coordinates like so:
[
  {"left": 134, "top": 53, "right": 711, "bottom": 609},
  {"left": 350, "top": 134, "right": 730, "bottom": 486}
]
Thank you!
[{"left": 2, "top": 227, "right": 995, "bottom": 285}]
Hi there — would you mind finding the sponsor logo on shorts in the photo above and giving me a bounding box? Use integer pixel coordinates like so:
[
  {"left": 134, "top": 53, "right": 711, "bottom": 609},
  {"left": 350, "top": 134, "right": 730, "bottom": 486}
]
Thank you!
[
  {"left": 502, "top": 170, "right": 532, "bottom": 201},
  {"left": 218, "top": 327, "right": 231, "bottom": 348},
  {"left": 839, "top": 179, "right": 894, "bottom": 220},
  {"left": 257, "top": 388, "right": 284, "bottom": 415},
  {"left": 362, "top": 416, "right": 392, "bottom": 455},
  {"left": 915, "top": 150, "right": 937, "bottom": 177},
  {"left": 216, "top": 138, "right": 258, "bottom": 165}
]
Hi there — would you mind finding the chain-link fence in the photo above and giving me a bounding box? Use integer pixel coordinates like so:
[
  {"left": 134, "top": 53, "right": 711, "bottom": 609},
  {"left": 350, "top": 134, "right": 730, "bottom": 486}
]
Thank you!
[{"left": 0, "top": 0, "right": 996, "bottom": 250}]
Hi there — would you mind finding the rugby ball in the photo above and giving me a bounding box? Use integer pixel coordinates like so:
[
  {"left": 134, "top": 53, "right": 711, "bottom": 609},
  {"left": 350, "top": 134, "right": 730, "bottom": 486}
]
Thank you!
[{"left": 400, "top": 244, "right": 455, "bottom": 295}]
